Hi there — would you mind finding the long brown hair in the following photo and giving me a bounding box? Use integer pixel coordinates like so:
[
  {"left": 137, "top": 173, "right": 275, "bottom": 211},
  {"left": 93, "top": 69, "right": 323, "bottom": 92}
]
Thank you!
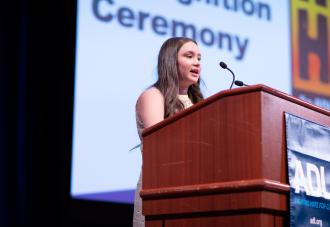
[{"left": 154, "top": 37, "right": 204, "bottom": 118}]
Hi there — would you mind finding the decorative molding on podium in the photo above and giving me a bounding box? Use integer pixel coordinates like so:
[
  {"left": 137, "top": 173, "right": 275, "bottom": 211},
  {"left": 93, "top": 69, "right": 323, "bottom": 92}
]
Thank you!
[{"left": 141, "top": 179, "right": 289, "bottom": 200}]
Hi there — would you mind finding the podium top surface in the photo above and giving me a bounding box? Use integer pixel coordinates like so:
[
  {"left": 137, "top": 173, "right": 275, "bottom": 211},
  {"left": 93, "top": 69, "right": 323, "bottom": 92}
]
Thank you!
[{"left": 142, "top": 84, "right": 330, "bottom": 137}]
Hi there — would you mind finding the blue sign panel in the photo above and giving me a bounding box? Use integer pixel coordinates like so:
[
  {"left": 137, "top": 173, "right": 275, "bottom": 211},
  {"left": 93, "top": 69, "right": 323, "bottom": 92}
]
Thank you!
[{"left": 285, "top": 113, "right": 330, "bottom": 227}]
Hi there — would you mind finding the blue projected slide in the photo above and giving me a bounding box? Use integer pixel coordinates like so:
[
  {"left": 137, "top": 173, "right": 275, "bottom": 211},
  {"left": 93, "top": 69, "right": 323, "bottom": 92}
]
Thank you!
[{"left": 71, "top": 0, "right": 291, "bottom": 203}]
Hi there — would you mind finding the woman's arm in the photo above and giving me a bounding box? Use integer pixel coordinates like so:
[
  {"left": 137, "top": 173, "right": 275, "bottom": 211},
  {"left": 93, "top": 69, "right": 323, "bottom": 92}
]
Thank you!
[{"left": 136, "top": 87, "right": 164, "bottom": 128}]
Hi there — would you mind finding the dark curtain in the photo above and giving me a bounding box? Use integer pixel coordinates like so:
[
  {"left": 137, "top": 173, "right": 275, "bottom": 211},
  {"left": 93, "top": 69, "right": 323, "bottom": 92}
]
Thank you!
[{"left": 0, "top": 1, "right": 76, "bottom": 226}]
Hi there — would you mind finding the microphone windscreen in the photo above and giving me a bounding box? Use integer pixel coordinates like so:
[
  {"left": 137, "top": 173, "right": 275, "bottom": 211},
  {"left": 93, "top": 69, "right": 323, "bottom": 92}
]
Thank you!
[
  {"left": 219, "top": 61, "right": 227, "bottom": 69},
  {"left": 234, "top": 80, "right": 244, "bottom": 86}
]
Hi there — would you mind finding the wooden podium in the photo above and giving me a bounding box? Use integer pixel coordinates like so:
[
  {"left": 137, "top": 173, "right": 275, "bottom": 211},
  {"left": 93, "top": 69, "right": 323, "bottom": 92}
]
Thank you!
[{"left": 140, "top": 85, "right": 330, "bottom": 227}]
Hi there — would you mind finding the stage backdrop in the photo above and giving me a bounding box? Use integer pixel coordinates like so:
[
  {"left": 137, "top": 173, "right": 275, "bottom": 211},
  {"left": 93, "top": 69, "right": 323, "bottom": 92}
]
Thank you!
[{"left": 70, "top": 0, "right": 330, "bottom": 204}]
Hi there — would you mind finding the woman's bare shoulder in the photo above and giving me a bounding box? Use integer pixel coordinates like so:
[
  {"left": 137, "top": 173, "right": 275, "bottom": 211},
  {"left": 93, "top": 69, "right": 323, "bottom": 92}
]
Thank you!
[
  {"left": 137, "top": 87, "right": 163, "bottom": 104},
  {"left": 136, "top": 87, "right": 164, "bottom": 128}
]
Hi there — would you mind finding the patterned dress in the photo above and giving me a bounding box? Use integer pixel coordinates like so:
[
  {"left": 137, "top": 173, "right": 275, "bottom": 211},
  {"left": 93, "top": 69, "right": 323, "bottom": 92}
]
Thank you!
[{"left": 133, "top": 94, "right": 193, "bottom": 227}]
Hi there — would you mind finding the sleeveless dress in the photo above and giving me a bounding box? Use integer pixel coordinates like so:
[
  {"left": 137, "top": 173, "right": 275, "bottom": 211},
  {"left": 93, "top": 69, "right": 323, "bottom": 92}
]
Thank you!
[{"left": 133, "top": 94, "right": 193, "bottom": 227}]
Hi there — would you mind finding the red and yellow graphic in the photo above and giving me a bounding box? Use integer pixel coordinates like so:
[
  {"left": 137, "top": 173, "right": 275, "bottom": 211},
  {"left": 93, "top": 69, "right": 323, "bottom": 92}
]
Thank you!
[{"left": 292, "top": 0, "right": 330, "bottom": 97}]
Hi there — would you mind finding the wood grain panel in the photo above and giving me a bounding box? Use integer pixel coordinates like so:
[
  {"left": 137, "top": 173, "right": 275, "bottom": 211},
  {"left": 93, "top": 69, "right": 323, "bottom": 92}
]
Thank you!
[{"left": 141, "top": 84, "right": 330, "bottom": 226}]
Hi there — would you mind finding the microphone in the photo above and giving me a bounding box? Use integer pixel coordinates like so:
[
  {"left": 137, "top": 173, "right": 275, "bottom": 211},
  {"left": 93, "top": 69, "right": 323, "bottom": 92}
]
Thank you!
[
  {"left": 234, "top": 80, "right": 248, "bottom": 87},
  {"left": 219, "top": 61, "right": 235, "bottom": 89}
]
